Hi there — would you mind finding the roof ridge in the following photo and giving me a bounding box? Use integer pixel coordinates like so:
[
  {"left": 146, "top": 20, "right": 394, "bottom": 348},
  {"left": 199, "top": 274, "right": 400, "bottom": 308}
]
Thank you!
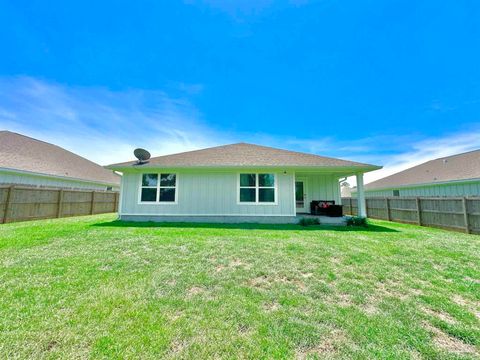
[
  {"left": 107, "top": 142, "right": 381, "bottom": 169},
  {"left": 233, "top": 142, "right": 375, "bottom": 166},
  {"left": 138, "top": 142, "right": 373, "bottom": 167},
  {"left": 144, "top": 142, "right": 243, "bottom": 161}
]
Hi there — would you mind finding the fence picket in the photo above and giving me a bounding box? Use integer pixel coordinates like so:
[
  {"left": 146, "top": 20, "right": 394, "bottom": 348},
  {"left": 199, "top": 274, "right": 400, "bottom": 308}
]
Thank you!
[{"left": 2, "top": 186, "right": 14, "bottom": 224}]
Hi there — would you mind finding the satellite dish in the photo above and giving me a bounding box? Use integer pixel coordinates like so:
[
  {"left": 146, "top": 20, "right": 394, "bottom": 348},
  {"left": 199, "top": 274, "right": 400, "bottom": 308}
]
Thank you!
[{"left": 133, "top": 148, "right": 151, "bottom": 164}]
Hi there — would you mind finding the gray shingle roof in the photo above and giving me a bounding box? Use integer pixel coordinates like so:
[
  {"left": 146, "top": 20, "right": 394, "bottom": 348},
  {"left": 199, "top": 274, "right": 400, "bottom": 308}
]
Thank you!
[
  {"left": 107, "top": 142, "right": 380, "bottom": 170},
  {"left": 365, "top": 150, "right": 480, "bottom": 190},
  {"left": 0, "top": 131, "right": 120, "bottom": 185}
]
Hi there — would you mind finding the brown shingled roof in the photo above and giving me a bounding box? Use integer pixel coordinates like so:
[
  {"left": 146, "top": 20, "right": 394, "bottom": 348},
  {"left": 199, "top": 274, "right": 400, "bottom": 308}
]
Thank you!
[
  {"left": 107, "top": 142, "right": 380, "bottom": 170},
  {"left": 365, "top": 150, "right": 480, "bottom": 190},
  {"left": 0, "top": 131, "right": 120, "bottom": 185}
]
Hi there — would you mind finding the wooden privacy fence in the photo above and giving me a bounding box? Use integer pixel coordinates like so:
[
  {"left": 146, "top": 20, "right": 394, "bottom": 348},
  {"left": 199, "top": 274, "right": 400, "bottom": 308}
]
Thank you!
[
  {"left": 342, "top": 197, "right": 480, "bottom": 234},
  {"left": 0, "top": 186, "right": 119, "bottom": 224}
]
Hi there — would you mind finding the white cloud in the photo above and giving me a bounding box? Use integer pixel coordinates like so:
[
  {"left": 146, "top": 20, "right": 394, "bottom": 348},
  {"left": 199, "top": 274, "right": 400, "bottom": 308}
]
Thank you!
[
  {"left": 347, "top": 128, "right": 480, "bottom": 186},
  {"left": 0, "top": 76, "right": 230, "bottom": 165}
]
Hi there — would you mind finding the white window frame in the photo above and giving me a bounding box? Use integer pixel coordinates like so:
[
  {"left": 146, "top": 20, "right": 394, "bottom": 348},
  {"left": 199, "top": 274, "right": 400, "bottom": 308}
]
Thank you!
[
  {"left": 237, "top": 173, "right": 278, "bottom": 205},
  {"left": 138, "top": 173, "right": 178, "bottom": 204}
]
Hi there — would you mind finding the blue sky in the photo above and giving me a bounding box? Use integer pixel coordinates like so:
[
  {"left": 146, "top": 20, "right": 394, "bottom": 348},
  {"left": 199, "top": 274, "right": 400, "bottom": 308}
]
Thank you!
[{"left": 0, "top": 0, "right": 479, "bottom": 183}]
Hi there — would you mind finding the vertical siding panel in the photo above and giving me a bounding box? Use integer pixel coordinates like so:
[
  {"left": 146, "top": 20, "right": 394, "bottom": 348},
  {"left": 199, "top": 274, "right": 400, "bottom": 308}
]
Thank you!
[{"left": 297, "top": 173, "right": 340, "bottom": 205}]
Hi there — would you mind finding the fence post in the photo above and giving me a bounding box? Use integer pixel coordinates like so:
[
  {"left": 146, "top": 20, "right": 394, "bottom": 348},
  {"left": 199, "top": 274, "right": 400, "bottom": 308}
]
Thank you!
[
  {"left": 385, "top": 197, "right": 391, "bottom": 221},
  {"left": 90, "top": 191, "right": 95, "bottom": 215},
  {"left": 2, "top": 185, "right": 14, "bottom": 224},
  {"left": 57, "top": 189, "right": 64, "bottom": 218},
  {"left": 416, "top": 197, "right": 422, "bottom": 226},
  {"left": 114, "top": 192, "right": 119, "bottom": 212},
  {"left": 462, "top": 197, "right": 471, "bottom": 234}
]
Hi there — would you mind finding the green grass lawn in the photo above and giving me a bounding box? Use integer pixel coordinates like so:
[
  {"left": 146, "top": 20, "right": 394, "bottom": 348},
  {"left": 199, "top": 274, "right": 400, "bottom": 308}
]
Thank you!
[{"left": 0, "top": 215, "right": 479, "bottom": 359}]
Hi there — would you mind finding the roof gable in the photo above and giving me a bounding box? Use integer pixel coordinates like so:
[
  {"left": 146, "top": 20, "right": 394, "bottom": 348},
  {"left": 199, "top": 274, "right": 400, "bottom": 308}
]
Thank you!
[
  {"left": 108, "top": 142, "right": 380, "bottom": 170},
  {"left": 0, "top": 131, "right": 120, "bottom": 185}
]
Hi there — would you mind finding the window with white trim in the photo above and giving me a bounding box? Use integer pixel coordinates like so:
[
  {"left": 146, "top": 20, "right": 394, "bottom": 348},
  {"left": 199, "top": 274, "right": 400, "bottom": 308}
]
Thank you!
[
  {"left": 140, "top": 173, "right": 177, "bottom": 202},
  {"left": 239, "top": 173, "right": 276, "bottom": 203}
]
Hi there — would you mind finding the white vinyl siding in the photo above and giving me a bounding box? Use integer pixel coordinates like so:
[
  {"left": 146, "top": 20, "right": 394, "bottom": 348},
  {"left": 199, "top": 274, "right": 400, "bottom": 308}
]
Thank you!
[
  {"left": 120, "top": 170, "right": 295, "bottom": 216},
  {"left": 295, "top": 173, "right": 342, "bottom": 209},
  {"left": 356, "top": 181, "right": 480, "bottom": 198}
]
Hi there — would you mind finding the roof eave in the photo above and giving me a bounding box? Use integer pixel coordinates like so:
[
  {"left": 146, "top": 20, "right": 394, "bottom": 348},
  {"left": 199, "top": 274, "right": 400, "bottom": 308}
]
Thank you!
[{"left": 106, "top": 164, "right": 382, "bottom": 174}]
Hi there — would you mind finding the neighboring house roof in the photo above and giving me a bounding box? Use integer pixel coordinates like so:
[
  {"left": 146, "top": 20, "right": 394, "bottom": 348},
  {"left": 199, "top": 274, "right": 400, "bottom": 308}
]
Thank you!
[
  {"left": 364, "top": 150, "right": 480, "bottom": 191},
  {"left": 107, "top": 142, "right": 380, "bottom": 171},
  {"left": 0, "top": 131, "right": 120, "bottom": 186}
]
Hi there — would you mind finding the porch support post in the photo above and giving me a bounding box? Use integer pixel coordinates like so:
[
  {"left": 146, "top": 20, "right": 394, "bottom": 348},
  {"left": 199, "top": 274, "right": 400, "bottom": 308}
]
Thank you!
[{"left": 356, "top": 173, "right": 367, "bottom": 218}]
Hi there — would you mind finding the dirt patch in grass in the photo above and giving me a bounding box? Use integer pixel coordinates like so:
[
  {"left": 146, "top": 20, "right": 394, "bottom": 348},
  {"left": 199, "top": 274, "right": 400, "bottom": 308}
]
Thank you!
[
  {"left": 409, "top": 288, "right": 423, "bottom": 296},
  {"left": 421, "top": 306, "right": 456, "bottom": 324},
  {"left": 248, "top": 275, "right": 270, "bottom": 289},
  {"left": 168, "top": 310, "right": 184, "bottom": 322},
  {"left": 167, "top": 338, "right": 187, "bottom": 357},
  {"left": 376, "top": 280, "right": 409, "bottom": 300},
  {"left": 295, "top": 329, "right": 348, "bottom": 359},
  {"left": 263, "top": 301, "right": 280, "bottom": 312},
  {"left": 215, "top": 264, "right": 226, "bottom": 272},
  {"left": 336, "top": 293, "right": 354, "bottom": 307},
  {"left": 423, "top": 322, "right": 478, "bottom": 355},
  {"left": 361, "top": 300, "right": 378, "bottom": 315},
  {"left": 230, "top": 258, "right": 245, "bottom": 267},
  {"left": 44, "top": 339, "right": 59, "bottom": 352},
  {"left": 238, "top": 323, "right": 251, "bottom": 336},
  {"left": 213, "top": 258, "right": 248, "bottom": 273},
  {"left": 452, "top": 295, "right": 480, "bottom": 320},
  {"left": 247, "top": 274, "right": 306, "bottom": 291},
  {"left": 277, "top": 275, "right": 307, "bottom": 291},
  {"left": 187, "top": 286, "right": 204, "bottom": 297}
]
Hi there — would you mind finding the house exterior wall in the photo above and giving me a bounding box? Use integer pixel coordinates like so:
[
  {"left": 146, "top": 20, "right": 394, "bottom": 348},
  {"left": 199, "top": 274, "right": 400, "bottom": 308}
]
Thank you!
[
  {"left": 353, "top": 180, "right": 480, "bottom": 198},
  {"left": 119, "top": 170, "right": 343, "bottom": 222},
  {"left": 119, "top": 169, "right": 296, "bottom": 219},
  {"left": 296, "top": 173, "right": 342, "bottom": 207},
  {"left": 0, "top": 170, "right": 119, "bottom": 191}
]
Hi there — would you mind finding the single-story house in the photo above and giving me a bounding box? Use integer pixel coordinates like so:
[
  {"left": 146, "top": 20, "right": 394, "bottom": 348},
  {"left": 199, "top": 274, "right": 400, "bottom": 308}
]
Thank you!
[
  {"left": 352, "top": 150, "right": 480, "bottom": 197},
  {"left": 107, "top": 143, "right": 381, "bottom": 223},
  {"left": 0, "top": 131, "right": 120, "bottom": 191}
]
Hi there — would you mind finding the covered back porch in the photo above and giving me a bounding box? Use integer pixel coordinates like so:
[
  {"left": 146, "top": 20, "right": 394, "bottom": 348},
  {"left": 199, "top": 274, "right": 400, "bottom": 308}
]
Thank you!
[{"left": 294, "top": 171, "right": 366, "bottom": 218}]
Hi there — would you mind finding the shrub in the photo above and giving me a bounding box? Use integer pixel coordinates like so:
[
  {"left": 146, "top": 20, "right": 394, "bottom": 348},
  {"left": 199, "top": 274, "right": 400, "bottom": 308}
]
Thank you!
[
  {"left": 346, "top": 216, "right": 368, "bottom": 227},
  {"left": 298, "top": 217, "right": 320, "bottom": 226}
]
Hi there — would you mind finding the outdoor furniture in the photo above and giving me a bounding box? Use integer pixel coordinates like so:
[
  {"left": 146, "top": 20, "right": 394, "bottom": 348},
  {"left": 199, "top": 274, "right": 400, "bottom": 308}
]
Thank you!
[
  {"left": 327, "top": 205, "right": 343, "bottom": 217},
  {"left": 310, "top": 200, "right": 343, "bottom": 217}
]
